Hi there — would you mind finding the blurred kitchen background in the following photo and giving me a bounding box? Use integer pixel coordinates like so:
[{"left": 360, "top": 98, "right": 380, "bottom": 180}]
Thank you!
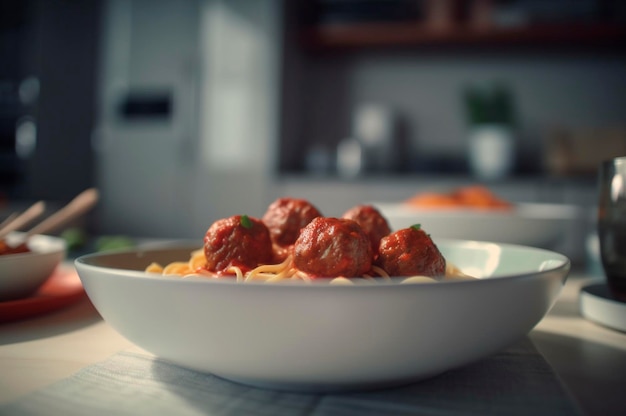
[{"left": 1, "top": 0, "right": 625, "bottom": 266}]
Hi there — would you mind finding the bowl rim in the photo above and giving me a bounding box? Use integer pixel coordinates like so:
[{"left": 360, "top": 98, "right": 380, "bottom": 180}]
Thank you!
[
  {"left": 74, "top": 239, "right": 571, "bottom": 289},
  {"left": 372, "top": 201, "right": 581, "bottom": 219}
]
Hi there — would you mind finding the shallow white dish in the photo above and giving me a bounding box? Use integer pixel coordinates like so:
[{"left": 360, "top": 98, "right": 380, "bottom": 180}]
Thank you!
[
  {"left": 579, "top": 282, "right": 626, "bottom": 333},
  {"left": 374, "top": 202, "right": 579, "bottom": 248},
  {"left": 75, "top": 240, "right": 570, "bottom": 392},
  {"left": 0, "top": 232, "right": 67, "bottom": 301}
]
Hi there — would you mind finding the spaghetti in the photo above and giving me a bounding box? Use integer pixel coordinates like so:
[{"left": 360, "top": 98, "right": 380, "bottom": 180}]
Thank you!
[{"left": 145, "top": 249, "right": 473, "bottom": 284}]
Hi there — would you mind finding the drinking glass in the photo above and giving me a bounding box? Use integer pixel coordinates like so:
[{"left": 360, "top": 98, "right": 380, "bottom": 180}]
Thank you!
[{"left": 598, "top": 156, "right": 626, "bottom": 301}]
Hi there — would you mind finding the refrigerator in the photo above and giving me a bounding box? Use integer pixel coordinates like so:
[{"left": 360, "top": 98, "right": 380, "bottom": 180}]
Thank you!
[{"left": 94, "top": 0, "right": 282, "bottom": 239}]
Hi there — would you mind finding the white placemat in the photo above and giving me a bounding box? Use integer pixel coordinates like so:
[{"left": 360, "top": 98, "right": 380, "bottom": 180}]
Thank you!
[{"left": 0, "top": 337, "right": 581, "bottom": 416}]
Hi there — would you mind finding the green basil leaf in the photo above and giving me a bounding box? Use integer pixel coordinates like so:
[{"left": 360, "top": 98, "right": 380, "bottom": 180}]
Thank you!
[{"left": 240, "top": 215, "right": 253, "bottom": 229}]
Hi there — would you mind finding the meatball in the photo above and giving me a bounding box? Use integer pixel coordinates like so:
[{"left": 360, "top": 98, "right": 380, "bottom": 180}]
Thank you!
[
  {"left": 342, "top": 205, "right": 391, "bottom": 254},
  {"left": 203, "top": 215, "right": 273, "bottom": 273},
  {"left": 262, "top": 197, "right": 322, "bottom": 247},
  {"left": 376, "top": 225, "right": 446, "bottom": 277},
  {"left": 293, "top": 217, "right": 372, "bottom": 278}
]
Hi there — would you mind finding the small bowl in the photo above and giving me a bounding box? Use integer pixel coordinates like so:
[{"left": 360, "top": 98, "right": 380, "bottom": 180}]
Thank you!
[
  {"left": 75, "top": 239, "right": 570, "bottom": 392},
  {"left": 0, "top": 232, "right": 67, "bottom": 301}
]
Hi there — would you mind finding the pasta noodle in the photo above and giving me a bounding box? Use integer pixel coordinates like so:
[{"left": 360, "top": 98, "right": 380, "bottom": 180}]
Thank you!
[{"left": 145, "top": 248, "right": 474, "bottom": 284}]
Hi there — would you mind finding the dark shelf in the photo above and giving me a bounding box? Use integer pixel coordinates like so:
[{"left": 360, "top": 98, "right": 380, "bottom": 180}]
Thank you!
[{"left": 301, "top": 22, "right": 626, "bottom": 50}]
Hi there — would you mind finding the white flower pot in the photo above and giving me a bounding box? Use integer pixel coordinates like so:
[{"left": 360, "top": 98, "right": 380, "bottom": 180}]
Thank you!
[{"left": 468, "top": 124, "right": 515, "bottom": 180}]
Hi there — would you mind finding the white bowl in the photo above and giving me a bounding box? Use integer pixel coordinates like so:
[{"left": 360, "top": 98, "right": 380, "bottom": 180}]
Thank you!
[
  {"left": 374, "top": 202, "right": 580, "bottom": 248},
  {"left": 0, "top": 232, "right": 67, "bottom": 301},
  {"left": 75, "top": 240, "right": 570, "bottom": 392}
]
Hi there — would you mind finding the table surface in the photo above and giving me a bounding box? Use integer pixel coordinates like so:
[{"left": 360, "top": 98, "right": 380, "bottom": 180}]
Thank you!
[{"left": 1, "top": 270, "right": 625, "bottom": 416}]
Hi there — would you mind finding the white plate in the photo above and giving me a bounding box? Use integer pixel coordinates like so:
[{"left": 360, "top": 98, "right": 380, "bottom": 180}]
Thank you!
[
  {"left": 0, "top": 232, "right": 67, "bottom": 302},
  {"left": 374, "top": 202, "right": 580, "bottom": 248},
  {"left": 75, "top": 240, "right": 570, "bottom": 392},
  {"left": 579, "top": 283, "right": 626, "bottom": 333}
]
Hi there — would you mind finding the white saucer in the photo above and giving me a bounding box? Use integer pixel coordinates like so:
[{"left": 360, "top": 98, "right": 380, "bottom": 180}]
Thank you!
[{"left": 579, "top": 283, "right": 626, "bottom": 333}]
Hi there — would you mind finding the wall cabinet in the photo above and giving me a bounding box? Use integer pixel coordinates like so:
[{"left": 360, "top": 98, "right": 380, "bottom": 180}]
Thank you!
[{"left": 300, "top": 21, "right": 626, "bottom": 50}]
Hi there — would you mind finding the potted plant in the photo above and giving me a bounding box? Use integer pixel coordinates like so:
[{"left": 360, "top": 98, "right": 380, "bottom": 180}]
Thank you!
[{"left": 463, "top": 82, "right": 516, "bottom": 180}]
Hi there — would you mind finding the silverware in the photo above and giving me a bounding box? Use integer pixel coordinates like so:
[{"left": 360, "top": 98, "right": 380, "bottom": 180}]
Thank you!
[
  {"left": 0, "top": 201, "right": 46, "bottom": 240},
  {"left": 0, "top": 188, "right": 99, "bottom": 242}
]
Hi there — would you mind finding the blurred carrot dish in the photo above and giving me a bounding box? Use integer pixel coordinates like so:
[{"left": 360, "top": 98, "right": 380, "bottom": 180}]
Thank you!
[{"left": 404, "top": 185, "right": 513, "bottom": 210}]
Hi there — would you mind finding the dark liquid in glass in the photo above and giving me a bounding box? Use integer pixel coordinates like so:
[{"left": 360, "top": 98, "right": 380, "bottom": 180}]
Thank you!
[{"left": 599, "top": 218, "right": 626, "bottom": 301}]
